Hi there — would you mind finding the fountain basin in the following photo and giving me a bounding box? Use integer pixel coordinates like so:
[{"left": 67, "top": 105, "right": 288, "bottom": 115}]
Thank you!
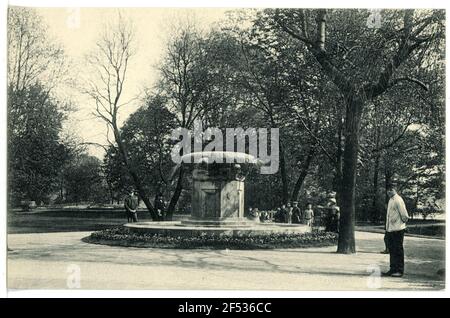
[{"left": 124, "top": 221, "right": 311, "bottom": 237}]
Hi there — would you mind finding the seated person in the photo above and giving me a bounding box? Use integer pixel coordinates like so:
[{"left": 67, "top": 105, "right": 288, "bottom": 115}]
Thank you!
[
  {"left": 247, "top": 207, "right": 260, "bottom": 222},
  {"left": 274, "top": 207, "right": 284, "bottom": 223},
  {"left": 259, "top": 210, "right": 270, "bottom": 222}
]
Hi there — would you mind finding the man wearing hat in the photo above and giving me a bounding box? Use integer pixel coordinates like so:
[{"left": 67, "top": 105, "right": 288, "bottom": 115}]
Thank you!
[
  {"left": 292, "top": 202, "right": 302, "bottom": 224},
  {"left": 124, "top": 190, "right": 139, "bottom": 223},
  {"left": 325, "top": 197, "right": 340, "bottom": 232}
]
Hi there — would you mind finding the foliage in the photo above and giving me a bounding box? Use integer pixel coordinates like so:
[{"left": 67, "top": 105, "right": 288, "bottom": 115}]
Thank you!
[
  {"left": 88, "top": 226, "right": 338, "bottom": 249},
  {"left": 63, "top": 154, "right": 109, "bottom": 203},
  {"left": 7, "top": 7, "right": 72, "bottom": 206},
  {"left": 7, "top": 7, "right": 68, "bottom": 92},
  {"left": 8, "top": 84, "right": 71, "bottom": 204},
  {"left": 103, "top": 95, "right": 177, "bottom": 204}
]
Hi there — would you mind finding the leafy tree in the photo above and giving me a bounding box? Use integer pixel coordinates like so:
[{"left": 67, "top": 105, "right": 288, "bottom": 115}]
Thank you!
[
  {"left": 63, "top": 154, "right": 108, "bottom": 203},
  {"left": 121, "top": 95, "right": 178, "bottom": 218},
  {"left": 103, "top": 147, "right": 131, "bottom": 204},
  {"left": 8, "top": 7, "right": 68, "bottom": 93},
  {"left": 7, "top": 7, "right": 72, "bottom": 206},
  {"left": 272, "top": 8, "right": 444, "bottom": 253},
  {"left": 157, "top": 21, "right": 249, "bottom": 215},
  {"left": 8, "top": 85, "right": 70, "bottom": 204},
  {"left": 102, "top": 94, "right": 177, "bottom": 214}
]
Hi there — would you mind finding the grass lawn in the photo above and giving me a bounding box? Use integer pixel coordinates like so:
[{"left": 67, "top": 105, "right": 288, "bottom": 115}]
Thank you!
[
  {"left": 9, "top": 208, "right": 445, "bottom": 239},
  {"left": 7, "top": 209, "right": 154, "bottom": 234},
  {"left": 356, "top": 218, "right": 445, "bottom": 239}
]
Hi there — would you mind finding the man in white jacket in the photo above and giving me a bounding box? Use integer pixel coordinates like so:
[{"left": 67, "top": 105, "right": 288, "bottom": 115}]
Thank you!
[{"left": 382, "top": 186, "right": 409, "bottom": 277}]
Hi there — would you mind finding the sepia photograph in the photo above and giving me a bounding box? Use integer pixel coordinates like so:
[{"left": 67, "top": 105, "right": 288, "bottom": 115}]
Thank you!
[{"left": 3, "top": 1, "right": 446, "bottom": 294}]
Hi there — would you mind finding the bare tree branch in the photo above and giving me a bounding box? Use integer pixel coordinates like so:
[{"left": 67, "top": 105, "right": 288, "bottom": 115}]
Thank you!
[{"left": 388, "top": 77, "right": 429, "bottom": 91}]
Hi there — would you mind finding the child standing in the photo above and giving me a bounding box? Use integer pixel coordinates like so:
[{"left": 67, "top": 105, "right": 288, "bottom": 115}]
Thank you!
[{"left": 304, "top": 203, "right": 314, "bottom": 227}]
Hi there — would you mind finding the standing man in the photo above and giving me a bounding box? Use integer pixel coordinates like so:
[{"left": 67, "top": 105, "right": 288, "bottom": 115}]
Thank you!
[
  {"left": 292, "top": 202, "right": 302, "bottom": 224},
  {"left": 280, "top": 204, "right": 288, "bottom": 223},
  {"left": 124, "top": 190, "right": 139, "bottom": 223},
  {"left": 382, "top": 186, "right": 409, "bottom": 277},
  {"left": 325, "top": 198, "right": 340, "bottom": 232}
]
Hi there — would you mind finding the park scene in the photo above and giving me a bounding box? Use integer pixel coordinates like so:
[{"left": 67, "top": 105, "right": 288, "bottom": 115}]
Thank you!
[{"left": 7, "top": 7, "right": 445, "bottom": 291}]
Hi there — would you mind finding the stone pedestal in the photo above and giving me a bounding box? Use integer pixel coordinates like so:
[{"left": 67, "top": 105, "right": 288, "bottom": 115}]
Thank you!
[{"left": 181, "top": 165, "right": 252, "bottom": 227}]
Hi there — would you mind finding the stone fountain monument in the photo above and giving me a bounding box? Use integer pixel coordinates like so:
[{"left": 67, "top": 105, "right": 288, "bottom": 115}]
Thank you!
[
  {"left": 180, "top": 152, "right": 256, "bottom": 227},
  {"left": 125, "top": 151, "right": 310, "bottom": 236}
]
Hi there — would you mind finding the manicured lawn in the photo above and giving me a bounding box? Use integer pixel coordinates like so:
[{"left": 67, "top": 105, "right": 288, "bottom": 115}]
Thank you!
[
  {"left": 7, "top": 209, "right": 154, "bottom": 234},
  {"left": 356, "top": 219, "right": 445, "bottom": 239},
  {"left": 406, "top": 225, "right": 445, "bottom": 237}
]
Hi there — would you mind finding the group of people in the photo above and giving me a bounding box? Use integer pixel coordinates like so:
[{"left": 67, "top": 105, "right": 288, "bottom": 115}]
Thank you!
[
  {"left": 249, "top": 197, "right": 341, "bottom": 232},
  {"left": 247, "top": 202, "right": 315, "bottom": 226},
  {"left": 273, "top": 202, "right": 315, "bottom": 226},
  {"left": 124, "top": 190, "right": 166, "bottom": 222}
]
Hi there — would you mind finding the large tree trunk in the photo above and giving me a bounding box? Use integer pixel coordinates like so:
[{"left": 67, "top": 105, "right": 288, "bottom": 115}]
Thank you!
[
  {"left": 291, "top": 145, "right": 315, "bottom": 202},
  {"left": 105, "top": 179, "right": 114, "bottom": 205},
  {"left": 333, "top": 166, "right": 343, "bottom": 205},
  {"left": 337, "top": 96, "right": 363, "bottom": 254},
  {"left": 167, "top": 166, "right": 184, "bottom": 221},
  {"left": 279, "top": 142, "right": 289, "bottom": 204},
  {"left": 332, "top": 117, "right": 344, "bottom": 205},
  {"left": 276, "top": 8, "right": 436, "bottom": 256},
  {"left": 114, "top": 126, "right": 158, "bottom": 220}
]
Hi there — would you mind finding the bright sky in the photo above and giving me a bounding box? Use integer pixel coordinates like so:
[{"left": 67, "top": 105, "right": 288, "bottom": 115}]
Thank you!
[{"left": 35, "top": 7, "right": 230, "bottom": 158}]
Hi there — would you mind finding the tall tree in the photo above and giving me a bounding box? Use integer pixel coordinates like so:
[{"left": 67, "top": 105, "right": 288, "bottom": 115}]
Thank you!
[
  {"left": 8, "top": 85, "right": 70, "bottom": 204},
  {"left": 120, "top": 95, "right": 178, "bottom": 218},
  {"left": 8, "top": 7, "right": 68, "bottom": 93},
  {"left": 7, "top": 7, "right": 72, "bottom": 205},
  {"left": 158, "top": 22, "right": 216, "bottom": 217},
  {"left": 274, "top": 9, "right": 444, "bottom": 253},
  {"left": 84, "top": 14, "right": 158, "bottom": 220},
  {"left": 224, "top": 12, "right": 336, "bottom": 205}
]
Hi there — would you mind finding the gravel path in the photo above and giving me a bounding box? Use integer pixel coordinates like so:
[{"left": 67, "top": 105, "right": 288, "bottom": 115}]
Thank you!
[{"left": 7, "top": 231, "right": 445, "bottom": 290}]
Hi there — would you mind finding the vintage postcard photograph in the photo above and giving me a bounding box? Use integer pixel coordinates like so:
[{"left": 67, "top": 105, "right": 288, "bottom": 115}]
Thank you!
[{"left": 4, "top": 2, "right": 446, "bottom": 293}]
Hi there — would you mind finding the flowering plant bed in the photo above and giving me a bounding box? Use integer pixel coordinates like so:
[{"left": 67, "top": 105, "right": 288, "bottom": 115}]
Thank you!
[{"left": 84, "top": 226, "right": 338, "bottom": 249}]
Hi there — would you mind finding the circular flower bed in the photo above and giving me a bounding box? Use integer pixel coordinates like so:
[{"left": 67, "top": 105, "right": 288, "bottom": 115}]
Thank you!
[{"left": 84, "top": 226, "right": 338, "bottom": 249}]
